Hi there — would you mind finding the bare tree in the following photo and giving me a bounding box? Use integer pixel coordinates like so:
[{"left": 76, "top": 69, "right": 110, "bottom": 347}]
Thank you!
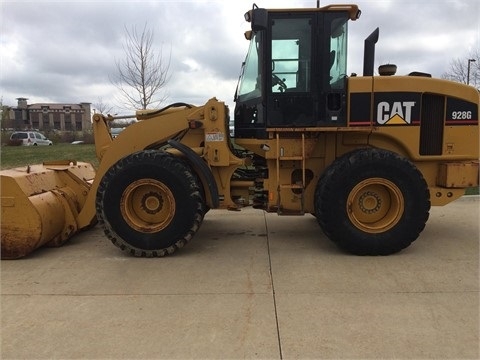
[
  {"left": 111, "top": 23, "right": 171, "bottom": 110},
  {"left": 92, "top": 97, "right": 114, "bottom": 115},
  {"left": 442, "top": 49, "right": 479, "bottom": 89}
]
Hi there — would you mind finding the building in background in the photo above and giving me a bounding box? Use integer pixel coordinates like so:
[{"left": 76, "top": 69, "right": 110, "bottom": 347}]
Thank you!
[{"left": 6, "top": 98, "right": 92, "bottom": 131}]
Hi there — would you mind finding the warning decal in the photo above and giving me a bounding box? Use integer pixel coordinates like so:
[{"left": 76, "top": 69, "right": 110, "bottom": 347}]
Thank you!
[{"left": 206, "top": 132, "right": 225, "bottom": 142}]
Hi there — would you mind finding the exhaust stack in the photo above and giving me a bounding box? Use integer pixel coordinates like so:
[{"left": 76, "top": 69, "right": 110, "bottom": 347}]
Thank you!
[{"left": 363, "top": 27, "right": 379, "bottom": 76}]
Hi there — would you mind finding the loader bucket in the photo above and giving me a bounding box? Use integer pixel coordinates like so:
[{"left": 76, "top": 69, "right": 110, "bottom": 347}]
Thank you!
[{"left": 1, "top": 161, "right": 96, "bottom": 259}]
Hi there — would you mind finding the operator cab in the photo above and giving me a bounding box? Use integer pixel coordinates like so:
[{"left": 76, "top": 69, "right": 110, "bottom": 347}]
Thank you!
[{"left": 234, "top": 4, "right": 361, "bottom": 138}]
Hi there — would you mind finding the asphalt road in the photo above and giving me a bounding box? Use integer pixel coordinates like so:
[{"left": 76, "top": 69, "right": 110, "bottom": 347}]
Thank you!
[{"left": 1, "top": 196, "right": 479, "bottom": 359}]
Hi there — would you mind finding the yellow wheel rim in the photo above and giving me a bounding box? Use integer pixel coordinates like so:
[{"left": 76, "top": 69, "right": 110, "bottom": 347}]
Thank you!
[
  {"left": 120, "top": 179, "right": 175, "bottom": 233},
  {"left": 346, "top": 178, "right": 404, "bottom": 233}
]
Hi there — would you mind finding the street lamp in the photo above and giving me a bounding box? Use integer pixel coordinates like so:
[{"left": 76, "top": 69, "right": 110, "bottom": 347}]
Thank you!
[{"left": 467, "top": 58, "right": 476, "bottom": 85}]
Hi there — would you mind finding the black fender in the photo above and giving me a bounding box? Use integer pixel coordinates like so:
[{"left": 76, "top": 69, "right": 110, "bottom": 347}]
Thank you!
[{"left": 167, "top": 139, "right": 220, "bottom": 208}]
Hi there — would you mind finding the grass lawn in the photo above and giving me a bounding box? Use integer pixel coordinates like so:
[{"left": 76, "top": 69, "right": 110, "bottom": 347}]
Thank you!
[
  {"left": 0, "top": 143, "right": 99, "bottom": 170},
  {"left": 1, "top": 143, "right": 478, "bottom": 195}
]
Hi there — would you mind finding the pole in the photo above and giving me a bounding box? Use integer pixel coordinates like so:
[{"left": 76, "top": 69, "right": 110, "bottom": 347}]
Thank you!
[{"left": 467, "top": 58, "right": 476, "bottom": 85}]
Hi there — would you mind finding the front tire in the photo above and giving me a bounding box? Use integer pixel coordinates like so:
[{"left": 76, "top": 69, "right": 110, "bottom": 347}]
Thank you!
[
  {"left": 315, "top": 148, "right": 430, "bottom": 255},
  {"left": 96, "top": 150, "right": 205, "bottom": 257}
]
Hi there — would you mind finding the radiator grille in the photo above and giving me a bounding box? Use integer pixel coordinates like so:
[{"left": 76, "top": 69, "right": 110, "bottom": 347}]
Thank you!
[{"left": 419, "top": 94, "right": 444, "bottom": 155}]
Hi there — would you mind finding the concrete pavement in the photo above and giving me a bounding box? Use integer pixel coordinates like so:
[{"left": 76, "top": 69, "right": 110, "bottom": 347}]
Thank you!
[{"left": 1, "top": 196, "right": 479, "bottom": 359}]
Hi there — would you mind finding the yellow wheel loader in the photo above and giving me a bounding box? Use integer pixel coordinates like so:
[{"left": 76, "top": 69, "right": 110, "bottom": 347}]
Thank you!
[{"left": 1, "top": 4, "right": 479, "bottom": 259}]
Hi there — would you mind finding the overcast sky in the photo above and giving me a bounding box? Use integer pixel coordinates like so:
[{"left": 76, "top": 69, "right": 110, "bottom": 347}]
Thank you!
[{"left": 1, "top": 0, "right": 478, "bottom": 114}]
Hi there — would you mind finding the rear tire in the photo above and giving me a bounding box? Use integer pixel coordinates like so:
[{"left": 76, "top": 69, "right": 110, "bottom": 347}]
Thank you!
[
  {"left": 96, "top": 150, "right": 205, "bottom": 257},
  {"left": 314, "top": 148, "right": 430, "bottom": 255}
]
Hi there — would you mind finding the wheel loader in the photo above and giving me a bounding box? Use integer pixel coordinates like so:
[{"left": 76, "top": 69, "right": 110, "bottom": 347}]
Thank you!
[{"left": 1, "top": 4, "right": 479, "bottom": 259}]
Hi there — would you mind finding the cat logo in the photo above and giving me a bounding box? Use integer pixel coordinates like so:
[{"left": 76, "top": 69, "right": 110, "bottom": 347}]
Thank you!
[{"left": 377, "top": 101, "right": 416, "bottom": 125}]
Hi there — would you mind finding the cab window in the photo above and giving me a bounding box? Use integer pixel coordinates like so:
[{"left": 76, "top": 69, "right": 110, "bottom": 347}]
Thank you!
[
  {"left": 329, "top": 16, "right": 348, "bottom": 89},
  {"left": 271, "top": 17, "right": 312, "bottom": 93}
]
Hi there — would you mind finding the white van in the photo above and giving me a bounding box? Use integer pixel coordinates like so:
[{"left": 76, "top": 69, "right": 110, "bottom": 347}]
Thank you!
[{"left": 10, "top": 131, "right": 53, "bottom": 146}]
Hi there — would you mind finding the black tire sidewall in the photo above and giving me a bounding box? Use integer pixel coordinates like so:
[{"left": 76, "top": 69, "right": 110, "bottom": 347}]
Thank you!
[
  {"left": 315, "top": 149, "right": 430, "bottom": 255},
  {"left": 97, "top": 151, "right": 202, "bottom": 251}
]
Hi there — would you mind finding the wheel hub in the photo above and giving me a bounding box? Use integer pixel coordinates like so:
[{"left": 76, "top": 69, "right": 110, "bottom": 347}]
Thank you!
[
  {"left": 358, "top": 191, "right": 382, "bottom": 214},
  {"left": 347, "top": 178, "right": 404, "bottom": 233},
  {"left": 142, "top": 192, "right": 163, "bottom": 214},
  {"left": 120, "top": 179, "right": 175, "bottom": 233}
]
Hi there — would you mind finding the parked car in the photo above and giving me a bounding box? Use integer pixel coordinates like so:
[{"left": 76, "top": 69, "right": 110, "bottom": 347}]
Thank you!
[
  {"left": 110, "top": 127, "right": 125, "bottom": 139},
  {"left": 10, "top": 131, "right": 53, "bottom": 146}
]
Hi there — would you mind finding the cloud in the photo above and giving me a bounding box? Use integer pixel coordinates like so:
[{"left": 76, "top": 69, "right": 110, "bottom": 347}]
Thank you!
[
  {"left": 354, "top": 0, "right": 479, "bottom": 76},
  {"left": 1, "top": 0, "right": 478, "bottom": 113}
]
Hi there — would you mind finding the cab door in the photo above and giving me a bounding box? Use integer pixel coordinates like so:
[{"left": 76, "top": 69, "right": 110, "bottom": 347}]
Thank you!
[
  {"left": 266, "top": 12, "right": 349, "bottom": 127},
  {"left": 266, "top": 15, "right": 316, "bottom": 127}
]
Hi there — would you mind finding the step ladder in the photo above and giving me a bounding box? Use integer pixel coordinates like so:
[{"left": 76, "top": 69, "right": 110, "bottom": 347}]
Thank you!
[{"left": 275, "top": 132, "right": 306, "bottom": 215}]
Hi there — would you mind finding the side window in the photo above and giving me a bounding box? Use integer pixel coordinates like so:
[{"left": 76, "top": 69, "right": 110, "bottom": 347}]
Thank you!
[
  {"left": 271, "top": 18, "right": 311, "bottom": 93},
  {"left": 35, "top": 133, "right": 42, "bottom": 139},
  {"left": 329, "top": 16, "right": 348, "bottom": 89}
]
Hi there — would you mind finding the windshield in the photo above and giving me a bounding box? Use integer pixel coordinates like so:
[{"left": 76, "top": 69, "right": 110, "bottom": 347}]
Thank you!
[{"left": 236, "top": 33, "right": 262, "bottom": 101}]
